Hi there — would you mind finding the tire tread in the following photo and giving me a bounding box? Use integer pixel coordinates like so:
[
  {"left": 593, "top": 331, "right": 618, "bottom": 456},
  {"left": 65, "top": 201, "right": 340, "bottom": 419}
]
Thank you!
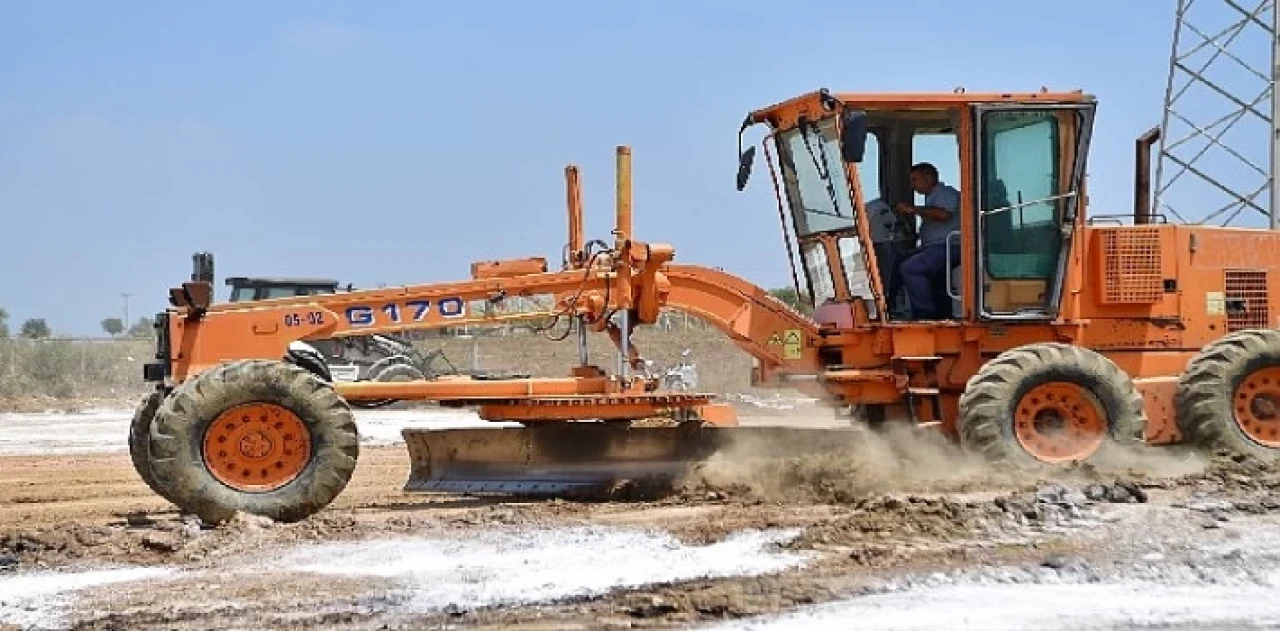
[
  {"left": 957, "top": 342, "right": 1147, "bottom": 468},
  {"left": 146, "top": 359, "right": 359, "bottom": 523}
]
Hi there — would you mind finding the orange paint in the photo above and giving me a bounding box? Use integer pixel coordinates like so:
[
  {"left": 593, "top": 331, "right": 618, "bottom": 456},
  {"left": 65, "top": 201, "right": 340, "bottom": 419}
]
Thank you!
[
  {"left": 1012, "top": 382, "right": 1106, "bottom": 462},
  {"left": 202, "top": 403, "right": 311, "bottom": 492},
  {"left": 142, "top": 91, "right": 1280, "bottom": 459},
  {"left": 1233, "top": 366, "right": 1280, "bottom": 447}
]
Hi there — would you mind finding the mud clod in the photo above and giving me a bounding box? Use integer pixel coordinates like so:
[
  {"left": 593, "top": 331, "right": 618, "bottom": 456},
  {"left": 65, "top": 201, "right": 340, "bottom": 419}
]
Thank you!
[
  {"left": 141, "top": 532, "right": 186, "bottom": 553},
  {"left": 1041, "top": 554, "right": 1070, "bottom": 569},
  {"left": 226, "top": 512, "right": 276, "bottom": 531},
  {"left": 626, "top": 595, "right": 680, "bottom": 618},
  {"left": 9, "top": 406, "right": 1280, "bottom": 630},
  {"left": 124, "top": 512, "right": 156, "bottom": 528}
]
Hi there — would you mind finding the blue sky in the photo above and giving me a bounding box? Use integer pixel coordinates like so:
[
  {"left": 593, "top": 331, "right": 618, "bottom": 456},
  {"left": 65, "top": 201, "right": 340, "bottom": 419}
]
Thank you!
[{"left": 0, "top": 1, "right": 1262, "bottom": 335}]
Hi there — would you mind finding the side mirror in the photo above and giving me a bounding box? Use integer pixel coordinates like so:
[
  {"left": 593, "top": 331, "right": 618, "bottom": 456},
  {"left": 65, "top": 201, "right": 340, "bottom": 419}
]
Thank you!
[
  {"left": 839, "top": 109, "right": 868, "bottom": 163},
  {"left": 736, "top": 146, "right": 756, "bottom": 191}
]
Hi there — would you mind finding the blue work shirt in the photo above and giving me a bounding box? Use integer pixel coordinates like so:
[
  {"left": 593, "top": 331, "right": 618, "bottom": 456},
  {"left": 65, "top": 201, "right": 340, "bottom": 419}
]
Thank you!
[{"left": 917, "top": 182, "right": 961, "bottom": 247}]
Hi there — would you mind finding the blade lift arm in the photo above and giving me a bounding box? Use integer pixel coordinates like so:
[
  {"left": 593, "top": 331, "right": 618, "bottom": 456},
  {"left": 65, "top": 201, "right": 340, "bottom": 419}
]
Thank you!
[{"left": 154, "top": 147, "right": 824, "bottom": 423}]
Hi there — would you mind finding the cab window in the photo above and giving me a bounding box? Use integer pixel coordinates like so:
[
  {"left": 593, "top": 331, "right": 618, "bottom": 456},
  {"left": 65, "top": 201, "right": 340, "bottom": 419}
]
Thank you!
[
  {"left": 264, "top": 287, "right": 300, "bottom": 299},
  {"left": 980, "top": 111, "right": 1061, "bottom": 280}
]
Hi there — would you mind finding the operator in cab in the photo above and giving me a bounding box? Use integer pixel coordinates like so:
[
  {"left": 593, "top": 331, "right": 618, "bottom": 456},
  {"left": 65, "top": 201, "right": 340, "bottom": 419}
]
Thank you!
[{"left": 894, "top": 162, "right": 961, "bottom": 319}]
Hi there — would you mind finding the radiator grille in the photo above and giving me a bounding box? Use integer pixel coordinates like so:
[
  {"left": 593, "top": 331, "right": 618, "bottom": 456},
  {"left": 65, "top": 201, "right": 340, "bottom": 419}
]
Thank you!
[
  {"left": 1102, "top": 228, "right": 1163, "bottom": 304},
  {"left": 1225, "top": 269, "right": 1269, "bottom": 332}
]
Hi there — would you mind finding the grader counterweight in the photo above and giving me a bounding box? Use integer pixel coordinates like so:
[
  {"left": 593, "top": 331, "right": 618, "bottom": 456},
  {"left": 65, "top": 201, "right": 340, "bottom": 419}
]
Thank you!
[{"left": 133, "top": 88, "right": 1280, "bottom": 525}]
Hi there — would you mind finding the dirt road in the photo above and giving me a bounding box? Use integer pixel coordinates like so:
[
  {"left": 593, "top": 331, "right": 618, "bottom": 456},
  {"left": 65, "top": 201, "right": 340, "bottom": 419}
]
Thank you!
[{"left": 4, "top": 407, "right": 1280, "bottom": 630}]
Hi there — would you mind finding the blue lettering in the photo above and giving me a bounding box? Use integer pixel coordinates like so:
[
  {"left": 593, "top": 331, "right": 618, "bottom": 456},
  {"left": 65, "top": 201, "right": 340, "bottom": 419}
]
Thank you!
[
  {"left": 345, "top": 297, "right": 465, "bottom": 326},
  {"left": 382, "top": 303, "right": 401, "bottom": 322},
  {"left": 439, "top": 297, "right": 465, "bottom": 318},
  {"left": 407, "top": 300, "right": 431, "bottom": 321},
  {"left": 346, "top": 306, "right": 374, "bottom": 327}
]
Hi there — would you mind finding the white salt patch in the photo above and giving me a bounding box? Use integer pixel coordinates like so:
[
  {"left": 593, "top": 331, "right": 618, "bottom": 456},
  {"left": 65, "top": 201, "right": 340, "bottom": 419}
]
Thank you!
[
  {"left": 0, "top": 567, "right": 175, "bottom": 629},
  {"left": 0, "top": 407, "right": 505, "bottom": 456},
  {"left": 707, "top": 582, "right": 1280, "bottom": 630},
  {"left": 273, "top": 526, "right": 807, "bottom": 612},
  {"left": 0, "top": 410, "right": 131, "bottom": 456}
]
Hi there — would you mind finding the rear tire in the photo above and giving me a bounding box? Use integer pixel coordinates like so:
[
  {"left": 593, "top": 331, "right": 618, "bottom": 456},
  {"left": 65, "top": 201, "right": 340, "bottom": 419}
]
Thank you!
[
  {"left": 371, "top": 362, "right": 426, "bottom": 383},
  {"left": 146, "top": 359, "right": 360, "bottom": 524},
  {"left": 1175, "top": 328, "right": 1280, "bottom": 463},
  {"left": 348, "top": 358, "right": 427, "bottom": 409},
  {"left": 958, "top": 343, "right": 1147, "bottom": 469}
]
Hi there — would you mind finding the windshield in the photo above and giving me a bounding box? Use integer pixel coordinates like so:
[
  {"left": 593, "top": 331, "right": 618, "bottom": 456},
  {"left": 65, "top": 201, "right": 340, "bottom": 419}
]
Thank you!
[
  {"left": 776, "top": 117, "right": 857, "bottom": 236},
  {"left": 770, "top": 115, "right": 880, "bottom": 309}
]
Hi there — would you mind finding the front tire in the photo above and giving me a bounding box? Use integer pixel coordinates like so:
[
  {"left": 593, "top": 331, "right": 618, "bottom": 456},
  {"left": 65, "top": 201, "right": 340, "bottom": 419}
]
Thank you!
[
  {"left": 146, "top": 359, "right": 360, "bottom": 524},
  {"left": 958, "top": 343, "right": 1147, "bottom": 469}
]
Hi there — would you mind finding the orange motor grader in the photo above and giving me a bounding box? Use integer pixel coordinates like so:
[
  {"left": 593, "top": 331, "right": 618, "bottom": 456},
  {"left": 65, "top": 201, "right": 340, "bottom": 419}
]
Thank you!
[{"left": 133, "top": 88, "right": 1280, "bottom": 524}]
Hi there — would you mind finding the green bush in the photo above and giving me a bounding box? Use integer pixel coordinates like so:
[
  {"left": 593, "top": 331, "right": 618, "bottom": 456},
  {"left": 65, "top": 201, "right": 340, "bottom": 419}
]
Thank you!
[{"left": 0, "top": 339, "right": 151, "bottom": 403}]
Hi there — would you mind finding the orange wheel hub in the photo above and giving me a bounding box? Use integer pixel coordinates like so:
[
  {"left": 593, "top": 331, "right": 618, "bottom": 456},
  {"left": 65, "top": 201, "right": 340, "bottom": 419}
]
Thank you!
[
  {"left": 202, "top": 403, "right": 311, "bottom": 492},
  {"left": 1233, "top": 366, "right": 1280, "bottom": 448},
  {"left": 1013, "top": 382, "right": 1107, "bottom": 463}
]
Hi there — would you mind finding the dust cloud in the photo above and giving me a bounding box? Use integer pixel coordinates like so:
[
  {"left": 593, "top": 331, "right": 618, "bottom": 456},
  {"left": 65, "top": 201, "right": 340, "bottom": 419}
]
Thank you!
[
  {"left": 681, "top": 415, "right": 1002, "bottom": 503},
  {"left": 677, "top": 407, "right": 1209, "bottom": 504}
]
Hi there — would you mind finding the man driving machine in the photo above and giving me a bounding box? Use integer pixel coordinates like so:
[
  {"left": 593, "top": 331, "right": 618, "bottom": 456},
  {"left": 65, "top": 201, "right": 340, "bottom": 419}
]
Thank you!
[{"left": 893, "top": 162, "right": 961, "bottom": 319}]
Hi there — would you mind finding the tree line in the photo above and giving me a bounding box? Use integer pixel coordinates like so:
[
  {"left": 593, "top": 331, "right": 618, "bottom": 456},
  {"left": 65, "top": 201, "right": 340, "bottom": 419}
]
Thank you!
[
  {"left": 767, "top": 286, "right": 813, "bottom": 315},
  {"left": 0, "top": 308, "right": 154, "bottom": 340}
]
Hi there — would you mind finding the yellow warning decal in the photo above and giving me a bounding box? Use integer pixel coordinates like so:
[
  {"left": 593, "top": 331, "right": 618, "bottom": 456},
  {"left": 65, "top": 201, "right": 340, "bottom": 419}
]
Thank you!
[
  {"left": 783, "top": 329, "right": 802, "bottom": 360},
  {"left": 767, "top": 332, "right": 783, "bottom": 346}
]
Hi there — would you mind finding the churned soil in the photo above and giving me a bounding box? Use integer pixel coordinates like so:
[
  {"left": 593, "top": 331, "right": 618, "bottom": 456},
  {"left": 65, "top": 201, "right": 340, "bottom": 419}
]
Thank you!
[{"left": 6, "top": 426, "right": 1280, "bottom": 630}]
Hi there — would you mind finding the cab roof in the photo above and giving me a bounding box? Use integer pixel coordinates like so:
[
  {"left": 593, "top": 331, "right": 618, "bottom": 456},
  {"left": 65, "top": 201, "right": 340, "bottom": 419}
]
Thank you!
[{"left": 747, "top": 88, "right": 1095, "bottom": 129}]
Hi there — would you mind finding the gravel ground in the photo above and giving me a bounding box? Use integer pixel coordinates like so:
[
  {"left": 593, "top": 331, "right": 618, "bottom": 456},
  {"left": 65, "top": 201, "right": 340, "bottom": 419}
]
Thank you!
[{"left": 3, "top": 406, "right": 1280, "bottom": 630}]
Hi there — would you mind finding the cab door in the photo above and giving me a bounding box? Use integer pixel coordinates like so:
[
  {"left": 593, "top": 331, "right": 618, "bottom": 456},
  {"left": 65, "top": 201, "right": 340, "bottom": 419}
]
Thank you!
[{"left": 971, "top": 102, "right": 1096, "bottom": 320}]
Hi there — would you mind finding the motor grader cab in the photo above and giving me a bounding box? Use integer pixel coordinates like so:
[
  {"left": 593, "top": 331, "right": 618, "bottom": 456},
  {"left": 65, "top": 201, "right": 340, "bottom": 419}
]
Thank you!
[
  {"left": 128, "top": 89, "right": 1280, "bottom": 526},
  {"left": 735, "top": 89, "right": 1091, "bottom": 327},
  {"left": 736, "top": 88, "right": 1280, "bottom": 467}
]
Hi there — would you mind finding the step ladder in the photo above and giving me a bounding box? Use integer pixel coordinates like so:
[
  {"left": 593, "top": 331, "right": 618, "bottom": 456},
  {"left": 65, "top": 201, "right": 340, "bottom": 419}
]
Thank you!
[{"left": 891, "top": 355, "right": 944, "bottom": 428}]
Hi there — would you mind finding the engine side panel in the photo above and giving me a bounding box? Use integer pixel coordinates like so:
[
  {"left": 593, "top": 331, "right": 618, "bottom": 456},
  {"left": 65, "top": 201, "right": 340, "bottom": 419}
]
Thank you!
[{"left": 1074, "top": 224, "right": 1280, "bottom": 351}]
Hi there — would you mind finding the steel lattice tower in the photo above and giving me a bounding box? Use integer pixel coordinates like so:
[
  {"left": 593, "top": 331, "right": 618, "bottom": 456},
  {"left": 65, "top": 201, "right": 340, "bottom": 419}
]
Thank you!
[{"left": 1154, "top": 0, "right": 1280, "bottom": 228}]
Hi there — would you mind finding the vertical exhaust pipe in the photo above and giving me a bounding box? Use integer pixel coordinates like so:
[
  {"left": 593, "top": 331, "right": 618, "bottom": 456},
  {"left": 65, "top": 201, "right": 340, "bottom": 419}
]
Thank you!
[
  {"left": 615, "top": 145, "right": 632, "bottom": 242},
  {"left": 1134, "top": 127, "right": 1161, "bottom": 224},
  {"left": 565, "top": 165, "right": 589, "bottom": 365},
  {"left": 565, "top": 165, "right": 585, "bottom": 268},
  {"left": 614, "top": 145, "right": 633, "bottom": 380}
]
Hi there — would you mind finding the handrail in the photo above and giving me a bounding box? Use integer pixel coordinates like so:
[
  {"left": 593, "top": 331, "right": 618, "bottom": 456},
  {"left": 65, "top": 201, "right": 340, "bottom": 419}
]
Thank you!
[{"left": 980, "top": 191, "right": 1078, "bottom": 218}]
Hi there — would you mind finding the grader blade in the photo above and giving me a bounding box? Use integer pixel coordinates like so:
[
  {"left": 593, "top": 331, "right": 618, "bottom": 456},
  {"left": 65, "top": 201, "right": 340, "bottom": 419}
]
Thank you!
[{"left": 401, "top": 424, "right": 867, "bottom": 496}]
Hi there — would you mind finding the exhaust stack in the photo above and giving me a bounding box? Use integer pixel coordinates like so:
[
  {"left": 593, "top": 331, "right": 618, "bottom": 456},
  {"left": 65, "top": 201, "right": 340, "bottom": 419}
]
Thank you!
[{"left": 1134, "top": 127, "right": 1161, "bottom": 224}]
